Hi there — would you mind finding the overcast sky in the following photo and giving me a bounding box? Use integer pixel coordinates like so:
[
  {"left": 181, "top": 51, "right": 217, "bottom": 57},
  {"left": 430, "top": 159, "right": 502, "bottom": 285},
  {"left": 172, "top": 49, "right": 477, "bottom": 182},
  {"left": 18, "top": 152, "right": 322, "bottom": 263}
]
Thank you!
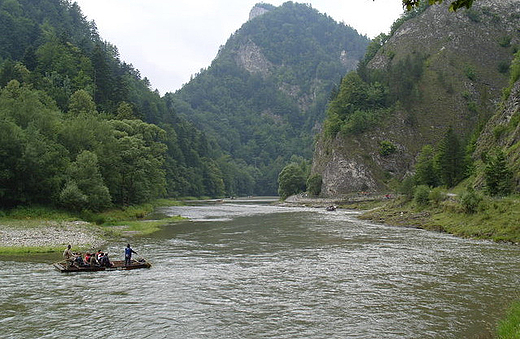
[{"left": 73, "top": 0, "right": 405, "bottom": 94}]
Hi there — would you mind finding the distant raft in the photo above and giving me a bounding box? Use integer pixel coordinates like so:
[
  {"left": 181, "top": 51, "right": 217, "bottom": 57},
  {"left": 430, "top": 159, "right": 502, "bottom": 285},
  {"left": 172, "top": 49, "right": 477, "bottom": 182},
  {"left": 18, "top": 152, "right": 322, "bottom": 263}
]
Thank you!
[{"left": 53, "top": 259, "right": 151, "bottom": 273}]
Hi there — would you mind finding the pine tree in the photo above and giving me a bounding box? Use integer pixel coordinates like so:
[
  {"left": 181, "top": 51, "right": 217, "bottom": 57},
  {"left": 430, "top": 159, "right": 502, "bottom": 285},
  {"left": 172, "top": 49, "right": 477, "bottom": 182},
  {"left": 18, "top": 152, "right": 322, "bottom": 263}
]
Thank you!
[
  {"left": 484, "top": 149, "right": 513, "bottom": 196},
  {"left": 435, "top": 127, "right": 465, "bottom": 188}
]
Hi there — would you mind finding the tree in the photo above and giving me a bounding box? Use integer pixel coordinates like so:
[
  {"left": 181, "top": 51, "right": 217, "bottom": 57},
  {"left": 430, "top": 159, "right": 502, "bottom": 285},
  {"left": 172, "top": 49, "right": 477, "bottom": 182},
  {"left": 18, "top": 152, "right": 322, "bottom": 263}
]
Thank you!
[
  {"left": 414, "top": 145, "right": 439, "bottom": 187},
  {"left": 435, "top": 127, "right": 465, "bottom": 188},
  {"left": 484, "top": 149, "right": 513, "bottom": 197},
  {"left": 64, "top": 151, "right": 112, "bottom": 211},
  {"left": 306, "top": 173, "right": 322, "bottom": 196},
  {"left": 68, "top": 89, "right": 97, "bottom": 116},
  {"left": 278, "top": 163, "right": 306, "bottom": 199},
  {"left": 400, "top": 0, "right": 475, "bottom": 11}
]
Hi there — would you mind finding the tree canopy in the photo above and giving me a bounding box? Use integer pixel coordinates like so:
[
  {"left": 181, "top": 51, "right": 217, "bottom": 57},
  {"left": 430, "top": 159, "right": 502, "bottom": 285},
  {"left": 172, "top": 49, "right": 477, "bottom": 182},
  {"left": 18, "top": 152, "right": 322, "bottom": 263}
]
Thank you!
[
  {"left": 172, "top": 2, "right": 370, "bottom": 195},
  {"left": 0, "top": 0, "right": 265, "bottom": 210},
  {"left": 401, "top": 0, "right": 474, "bottom": 11}
]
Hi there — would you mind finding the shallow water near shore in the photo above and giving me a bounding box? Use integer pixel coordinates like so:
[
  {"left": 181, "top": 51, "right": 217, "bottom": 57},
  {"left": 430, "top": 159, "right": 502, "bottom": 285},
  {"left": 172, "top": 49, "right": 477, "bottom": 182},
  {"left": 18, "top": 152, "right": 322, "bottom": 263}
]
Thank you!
[{"left": 1, "top": 199, "right": 519, "bottom": 338}]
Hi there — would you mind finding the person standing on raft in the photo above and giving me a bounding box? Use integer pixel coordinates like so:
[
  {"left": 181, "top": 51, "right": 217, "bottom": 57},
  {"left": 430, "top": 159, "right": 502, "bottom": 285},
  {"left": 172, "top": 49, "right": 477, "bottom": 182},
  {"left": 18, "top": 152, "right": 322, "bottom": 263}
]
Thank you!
[
  {"left": 124, "top": 244, "right": 137, "bottom": 266},
  {"left": 63, "top": 244, "right": 76, "bottom": 269}
]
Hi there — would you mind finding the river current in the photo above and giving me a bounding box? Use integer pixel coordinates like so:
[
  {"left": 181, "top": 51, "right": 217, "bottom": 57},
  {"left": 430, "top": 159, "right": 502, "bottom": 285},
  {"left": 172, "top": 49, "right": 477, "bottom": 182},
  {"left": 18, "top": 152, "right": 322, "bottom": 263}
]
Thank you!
[{"left": 1, "top": 199, "right": 519, "bottom": 338}]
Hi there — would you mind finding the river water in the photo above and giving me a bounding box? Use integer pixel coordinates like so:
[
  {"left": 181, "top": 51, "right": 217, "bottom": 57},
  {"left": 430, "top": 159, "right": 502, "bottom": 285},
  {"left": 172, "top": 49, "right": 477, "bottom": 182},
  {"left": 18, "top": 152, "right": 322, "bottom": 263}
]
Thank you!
[{"left": 1, "top": 199, "right": 519, "bottom": 338}]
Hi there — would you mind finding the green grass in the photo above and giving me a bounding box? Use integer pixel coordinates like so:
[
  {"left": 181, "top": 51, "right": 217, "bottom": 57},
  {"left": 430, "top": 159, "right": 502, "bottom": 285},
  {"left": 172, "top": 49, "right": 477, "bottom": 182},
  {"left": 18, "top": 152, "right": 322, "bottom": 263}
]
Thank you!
[
  {"left": 361, "top": 194, "right": 520, "bottom": 243},
  {"left": 4, "top": 205, "right": 76, "bottom": 221},
  {"left": 0, "top": 246, "right": 64, "bottom": 255},
  {"left": 102, "top": 216, "right": 185, "bottom": 237},
  {"left": 497, "top": 300, "right": 520, "bottom": 339},
  {"left": 429, "top": 196, "right": 520, "bottom": 242}
]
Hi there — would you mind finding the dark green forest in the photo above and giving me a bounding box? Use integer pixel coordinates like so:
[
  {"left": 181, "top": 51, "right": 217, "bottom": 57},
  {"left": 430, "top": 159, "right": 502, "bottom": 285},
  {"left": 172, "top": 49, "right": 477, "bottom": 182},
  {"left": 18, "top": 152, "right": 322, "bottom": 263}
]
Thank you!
[
  {"left": 0, "top": 0, "right": 371, "bottom": 211},
  {"left": 0, "top": 0, "right": 240, "bottom": 209},
  {"left": 170, "top": 2, "right": 369, "bottom": 195}
]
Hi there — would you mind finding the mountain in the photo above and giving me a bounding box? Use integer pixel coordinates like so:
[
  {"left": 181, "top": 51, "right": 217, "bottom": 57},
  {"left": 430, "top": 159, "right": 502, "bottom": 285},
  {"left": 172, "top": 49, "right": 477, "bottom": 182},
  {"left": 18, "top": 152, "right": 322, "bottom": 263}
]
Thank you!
[
  {"left": 0, "top": 0, "right": 230, "bottom": 208},
  {"left": 311, "top": 0, "right": 520, "bottom": 196},
  {"left": 168, "top": 2, "right": 370, "bottom": 195}
]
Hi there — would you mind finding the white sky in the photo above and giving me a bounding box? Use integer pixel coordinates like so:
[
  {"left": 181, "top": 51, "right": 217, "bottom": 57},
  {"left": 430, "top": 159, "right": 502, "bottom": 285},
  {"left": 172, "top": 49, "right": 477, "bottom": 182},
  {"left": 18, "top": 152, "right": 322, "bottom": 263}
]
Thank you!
[{"left": 73, "top": 0, "right": 405, "bottom": 94}]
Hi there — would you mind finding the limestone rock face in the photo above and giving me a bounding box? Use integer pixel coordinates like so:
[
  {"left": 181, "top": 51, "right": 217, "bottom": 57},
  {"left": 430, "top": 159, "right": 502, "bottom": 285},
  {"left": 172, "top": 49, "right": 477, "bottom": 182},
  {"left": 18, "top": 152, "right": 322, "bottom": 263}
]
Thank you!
[
  {"left": 234, "top": 40, "right": 272, "bottom": 76},
  {"left": 249, "top": 5, "right": 270, "bottom": 21},
  {"left": 311, "top": 0, "right": 520, "bottom": 196}
]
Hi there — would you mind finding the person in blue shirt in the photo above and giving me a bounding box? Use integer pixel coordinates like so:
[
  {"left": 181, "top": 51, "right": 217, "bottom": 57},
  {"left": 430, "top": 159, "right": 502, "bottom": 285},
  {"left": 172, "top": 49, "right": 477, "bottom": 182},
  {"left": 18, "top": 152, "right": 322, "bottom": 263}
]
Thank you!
[{"left": 125, "top": 243, "right": 137, "bottom": 266}]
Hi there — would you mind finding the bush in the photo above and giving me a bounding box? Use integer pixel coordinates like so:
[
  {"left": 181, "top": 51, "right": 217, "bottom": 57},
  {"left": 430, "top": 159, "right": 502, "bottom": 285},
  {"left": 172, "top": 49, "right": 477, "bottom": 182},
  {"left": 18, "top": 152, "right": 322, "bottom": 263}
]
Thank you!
[
  {"left": 414, "top": 185, "right": 430, "bottom": 206},
  {"left": 460, "top": 190, "right": 482, "bottom": 214},
  {"left": 429, "top": 187, "right": 445, "bottom": 206},
  {"left": 464, "top": 65, "right": 477, "bottom": 80},
  {"left": 379, "top": 140, "right": 397, "bottom": 156},
  {"left": 306, "top": 174, "right": 322, "bottom": 196},
  {"left": 498, "top": 61, "right": 510, "bottom": 74},
  {"left": 398, "top": 176, "right": 415, "bottom": 201},
  {"left": 498, "top": 36, "right": 512, "bottom": 48}
]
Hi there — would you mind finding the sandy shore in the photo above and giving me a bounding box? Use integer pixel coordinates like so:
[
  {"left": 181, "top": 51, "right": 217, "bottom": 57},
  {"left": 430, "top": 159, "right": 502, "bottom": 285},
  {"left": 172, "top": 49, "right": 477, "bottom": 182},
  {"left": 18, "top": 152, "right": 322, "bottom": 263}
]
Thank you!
[{"left": 0, "top": 221, "right": 105, "bottom": 248}]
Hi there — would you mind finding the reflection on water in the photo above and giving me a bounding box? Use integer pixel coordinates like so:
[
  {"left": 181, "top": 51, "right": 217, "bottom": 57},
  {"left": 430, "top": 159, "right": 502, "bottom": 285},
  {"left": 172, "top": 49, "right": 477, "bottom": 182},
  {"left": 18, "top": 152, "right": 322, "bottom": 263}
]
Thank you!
[{"left": 1, "top": 200, "right": 519, "bottom": 338}]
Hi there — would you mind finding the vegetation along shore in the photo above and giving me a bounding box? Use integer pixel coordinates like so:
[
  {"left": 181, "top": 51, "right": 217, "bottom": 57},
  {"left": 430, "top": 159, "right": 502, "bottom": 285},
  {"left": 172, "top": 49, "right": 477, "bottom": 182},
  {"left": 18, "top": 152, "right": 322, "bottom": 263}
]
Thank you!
[{"left": 0, "top": 201, "right": 184, "bottom": 255}]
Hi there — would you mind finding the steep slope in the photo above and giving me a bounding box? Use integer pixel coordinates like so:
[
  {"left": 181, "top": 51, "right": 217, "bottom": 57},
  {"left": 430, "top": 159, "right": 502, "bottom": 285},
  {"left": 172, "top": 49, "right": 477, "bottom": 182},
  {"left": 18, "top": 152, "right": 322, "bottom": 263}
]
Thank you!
[
  {"left": 169, "top": 2, "right": 370, "bottom": 195},
  {"left": 312, "top": 0, "right": 519, "bottom": 196},
  {"left": 473, "top": 66, "right": 520, "bottom": 191}
]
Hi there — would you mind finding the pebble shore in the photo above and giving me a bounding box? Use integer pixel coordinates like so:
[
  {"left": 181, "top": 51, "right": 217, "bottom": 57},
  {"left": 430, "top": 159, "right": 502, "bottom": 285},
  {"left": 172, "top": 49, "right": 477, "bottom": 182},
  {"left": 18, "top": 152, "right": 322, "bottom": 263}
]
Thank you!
[{"left": 0, "top": 221, "right": 105, "bottom": 248}]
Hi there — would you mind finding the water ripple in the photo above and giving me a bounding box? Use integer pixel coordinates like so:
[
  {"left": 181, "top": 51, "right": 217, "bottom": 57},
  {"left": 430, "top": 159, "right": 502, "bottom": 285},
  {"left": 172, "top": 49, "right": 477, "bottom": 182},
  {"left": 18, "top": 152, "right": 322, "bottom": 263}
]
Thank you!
[{"left": 1, "top": 203, "right": 519, "bottom": 338}]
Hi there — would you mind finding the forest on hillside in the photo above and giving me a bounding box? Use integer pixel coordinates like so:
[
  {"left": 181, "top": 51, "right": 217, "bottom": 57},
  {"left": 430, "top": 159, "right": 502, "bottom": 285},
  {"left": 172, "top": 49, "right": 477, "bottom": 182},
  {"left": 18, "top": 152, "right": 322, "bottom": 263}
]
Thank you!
[
  {"left": 0, "top": 0, "right": 249, "bottom": 210},
  {"left": 0, "top": 0, "right": 374, "bottom": 211},
  {"left": 171, "top": 2, "right": 370, "bottom": 195}
]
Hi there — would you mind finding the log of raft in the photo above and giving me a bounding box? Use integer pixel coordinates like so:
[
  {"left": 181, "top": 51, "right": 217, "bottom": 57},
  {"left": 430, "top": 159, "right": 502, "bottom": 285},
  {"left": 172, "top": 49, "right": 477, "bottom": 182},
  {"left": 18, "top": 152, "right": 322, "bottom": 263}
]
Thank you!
[{"left": 53, "top": 259, "right": 151, "bottom": 273}]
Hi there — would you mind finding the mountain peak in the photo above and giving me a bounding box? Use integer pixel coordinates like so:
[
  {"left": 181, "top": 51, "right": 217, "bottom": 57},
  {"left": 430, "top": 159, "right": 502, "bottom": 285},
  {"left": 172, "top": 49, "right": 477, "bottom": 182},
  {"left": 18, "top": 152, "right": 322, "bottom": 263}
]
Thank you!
[{"left": 249, "top": 3, "right": 273, "bottom": 21}]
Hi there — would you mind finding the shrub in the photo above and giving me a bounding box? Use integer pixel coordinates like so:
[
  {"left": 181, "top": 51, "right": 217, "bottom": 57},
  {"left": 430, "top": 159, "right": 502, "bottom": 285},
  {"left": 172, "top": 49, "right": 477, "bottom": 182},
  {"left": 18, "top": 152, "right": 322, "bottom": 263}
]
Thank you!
[
  {"left": 379, "top": 140, "right": 397, "bottom": 156},
  {"left": 498, "top": 61, "right": 510, "bottom": 74},
  {"left": 460, "top": 190, "right": 482, "bottom": 214},
  {"left": 429, "top": 187, "right": 445, "bottom": 206},
  {"left": 398, "top": 176, "right": 415, "bottom": 201},
  {"left": 498, "top": 36, "right": 512, "bottom": 48},
  {"left": 306, "top": 174, "right": 322, "bottom": 196},
  {"left": 464, "top": 65, "right": 477, "bottom": 80},
  {"left": 414, "top": 185, "right": 430, "bottom": 206}
]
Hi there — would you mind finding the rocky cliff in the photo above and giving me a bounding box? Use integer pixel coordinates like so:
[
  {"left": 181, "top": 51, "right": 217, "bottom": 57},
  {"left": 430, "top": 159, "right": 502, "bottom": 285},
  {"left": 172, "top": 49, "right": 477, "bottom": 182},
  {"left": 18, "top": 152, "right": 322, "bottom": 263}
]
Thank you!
[
  {"left": 312, "top": 0, "right": 520, "bottom": 196},
  {"left": 473, "top": 80, "right": 520, "bottom": 190}
]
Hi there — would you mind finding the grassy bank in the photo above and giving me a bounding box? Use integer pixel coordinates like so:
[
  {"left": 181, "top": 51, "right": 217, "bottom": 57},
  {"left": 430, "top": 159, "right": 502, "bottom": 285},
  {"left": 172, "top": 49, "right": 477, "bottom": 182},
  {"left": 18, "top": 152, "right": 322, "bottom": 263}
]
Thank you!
[
  {"left": 497, "top": 300, "right": 520, "bottom": 339},
  {"left": 0, "top": 199, "right": 186, "bottom": 254},
  {"left": 359, "top": 194, "right": 520, "bottom": 243}
]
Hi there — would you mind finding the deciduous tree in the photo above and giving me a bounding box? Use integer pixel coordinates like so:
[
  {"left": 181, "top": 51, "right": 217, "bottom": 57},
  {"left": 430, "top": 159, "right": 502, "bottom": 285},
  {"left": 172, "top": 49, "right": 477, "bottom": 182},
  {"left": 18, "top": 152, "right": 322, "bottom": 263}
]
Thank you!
[{"left": 400, "top": 0, "right": 474, "bottom": 11}]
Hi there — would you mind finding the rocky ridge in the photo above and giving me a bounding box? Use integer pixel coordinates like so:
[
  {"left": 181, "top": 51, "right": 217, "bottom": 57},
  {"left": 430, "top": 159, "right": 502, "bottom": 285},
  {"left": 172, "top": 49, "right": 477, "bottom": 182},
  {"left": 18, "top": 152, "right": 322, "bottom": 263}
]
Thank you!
[{"left": 312, "top": 0, "right": 519, "bottom": 196}]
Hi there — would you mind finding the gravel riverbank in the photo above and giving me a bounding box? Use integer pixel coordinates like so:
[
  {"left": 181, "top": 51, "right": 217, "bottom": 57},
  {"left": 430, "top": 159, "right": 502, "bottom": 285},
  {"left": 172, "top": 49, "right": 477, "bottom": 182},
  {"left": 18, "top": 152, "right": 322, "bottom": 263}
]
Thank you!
[{"left": 0, "top": 221, "right": 105, "bottom": 249}]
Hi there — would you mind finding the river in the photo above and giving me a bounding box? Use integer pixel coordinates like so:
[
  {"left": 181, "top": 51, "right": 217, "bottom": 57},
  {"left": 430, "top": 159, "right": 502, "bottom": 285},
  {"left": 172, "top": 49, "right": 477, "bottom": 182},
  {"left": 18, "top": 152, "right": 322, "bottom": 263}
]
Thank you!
[{"left": 1, "top": 199, "right": 519, "bottom": 338}]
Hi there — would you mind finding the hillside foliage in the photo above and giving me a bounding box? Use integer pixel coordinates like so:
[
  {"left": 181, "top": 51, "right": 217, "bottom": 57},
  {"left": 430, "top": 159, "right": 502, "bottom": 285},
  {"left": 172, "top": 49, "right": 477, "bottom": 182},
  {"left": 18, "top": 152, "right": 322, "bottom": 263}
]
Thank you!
[
  {"left": 314, "top": 0, "right": 519, "bottom": 197},
  {"left": 171, "top": 2, "right": 370, "bottom": 195},
  {"left": 0, "top": 0, "right": 244, "bottom": 209}
]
